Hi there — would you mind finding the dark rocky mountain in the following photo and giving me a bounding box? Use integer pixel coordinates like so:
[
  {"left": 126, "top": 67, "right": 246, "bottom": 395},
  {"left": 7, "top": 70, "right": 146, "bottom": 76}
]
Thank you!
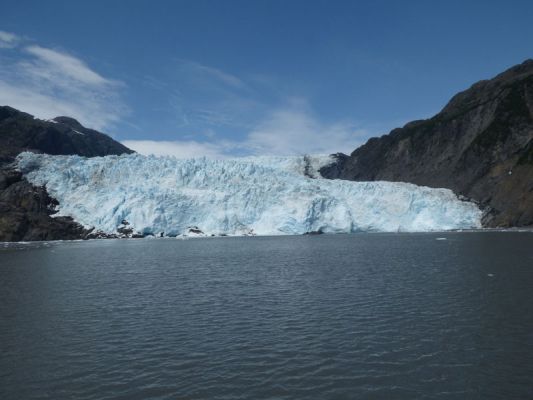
[
  {"left": 0, "top": 106, "right": 133, "bottom": 241},
  {"left": 0, "top": 106, "right": 133, "bottom": 163},
  {"left": 321, "top": 60, "right": 533, "bottom": 227}
]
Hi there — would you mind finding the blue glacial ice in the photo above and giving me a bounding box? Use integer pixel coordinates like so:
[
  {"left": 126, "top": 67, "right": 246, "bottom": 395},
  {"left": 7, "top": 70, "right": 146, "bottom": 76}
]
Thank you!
[{"left": 16, "top": 152, "right": 482, "bottom": 236}]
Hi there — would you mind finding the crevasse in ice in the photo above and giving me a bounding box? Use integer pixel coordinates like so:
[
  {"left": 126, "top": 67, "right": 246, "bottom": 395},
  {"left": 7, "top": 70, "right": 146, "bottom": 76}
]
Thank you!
[{"left": 16, "top": 152, "right": 482, "bottom": 236}]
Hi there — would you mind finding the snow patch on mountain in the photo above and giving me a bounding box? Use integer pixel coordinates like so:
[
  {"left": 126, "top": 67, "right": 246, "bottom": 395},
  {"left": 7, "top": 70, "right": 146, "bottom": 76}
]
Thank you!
[{"left": 16, "top": 152, "right": 482, "bottom": 236}]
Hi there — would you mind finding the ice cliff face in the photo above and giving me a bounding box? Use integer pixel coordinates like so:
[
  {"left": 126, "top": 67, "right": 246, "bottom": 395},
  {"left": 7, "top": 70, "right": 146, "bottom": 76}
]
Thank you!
[{"left": 16, "top": 152, "right": 482, "bottom": 236}]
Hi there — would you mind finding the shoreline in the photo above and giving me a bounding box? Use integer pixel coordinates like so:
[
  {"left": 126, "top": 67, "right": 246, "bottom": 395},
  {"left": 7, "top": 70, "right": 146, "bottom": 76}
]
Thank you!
[{"left": 2, "top": 228, "right": 532, "bottom": 245}]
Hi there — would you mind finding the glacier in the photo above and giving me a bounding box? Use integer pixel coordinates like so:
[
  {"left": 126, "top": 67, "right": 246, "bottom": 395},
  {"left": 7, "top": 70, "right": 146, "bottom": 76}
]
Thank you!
[{"left": 16, "top": 152, "right": 482, "bottom": 236}]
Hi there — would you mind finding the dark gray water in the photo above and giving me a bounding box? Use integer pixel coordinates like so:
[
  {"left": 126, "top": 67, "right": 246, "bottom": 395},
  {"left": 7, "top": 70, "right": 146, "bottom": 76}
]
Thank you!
[{"left": 1, "top": 232, "right": 532, "bottom": 400}]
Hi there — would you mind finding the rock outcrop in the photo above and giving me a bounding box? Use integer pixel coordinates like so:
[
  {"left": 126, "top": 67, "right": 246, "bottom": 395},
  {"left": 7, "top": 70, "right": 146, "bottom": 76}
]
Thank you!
[
  {"left": 0, "top": 106, "right": 133, "bottom": 241},
  {"left": 321, "top": 60, "right": 533, "bottom": 227},
  {"left": 0, "top": 167, "right": 89, "bottom": 241},
  {"left": 0, "top": 106, "right": 133, "bottom": 163}
]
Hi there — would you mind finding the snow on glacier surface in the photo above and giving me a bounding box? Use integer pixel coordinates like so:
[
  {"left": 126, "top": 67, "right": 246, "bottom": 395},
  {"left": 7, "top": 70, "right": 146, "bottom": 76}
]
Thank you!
[{"left": 16, "top": 152, "right": 482, "bottom": 236}]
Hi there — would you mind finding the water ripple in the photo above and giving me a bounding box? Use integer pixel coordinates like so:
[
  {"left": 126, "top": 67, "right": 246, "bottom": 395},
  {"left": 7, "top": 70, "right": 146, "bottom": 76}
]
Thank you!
[{"left": 1, "top": 232, "right": 532, "bottom": 399}]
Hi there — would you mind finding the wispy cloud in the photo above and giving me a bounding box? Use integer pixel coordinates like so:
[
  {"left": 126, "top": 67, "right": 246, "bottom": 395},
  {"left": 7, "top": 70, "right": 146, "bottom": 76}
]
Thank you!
[
  {"left": 122, "top": 139, "right": 234, "bottom": 159},
  {"left": 139, "top": 60, "right": 369, "bottom": 157},
  {"left": 144, "top": 59, "right": 261, "bottom": 130},
  {"left": 0, "top": 32, "right": 126, "bottom": 130},
  {"left": 0, "top": 30, "right": 20, "bottom": 48},
  {"left": 24, "top": 45, "right": 114, "bottom": 87},
  {"left": 244, "top": 99, "right": 366, "bottom": 156},
  {"left": 124, "top": 99, "right": 367, "bottom": 158},
  {"left": 0, "top": 32, "right": 369, "bottom": 155},
  {"left": 184, "top": 61, "right": 245, "bottom": 88}
]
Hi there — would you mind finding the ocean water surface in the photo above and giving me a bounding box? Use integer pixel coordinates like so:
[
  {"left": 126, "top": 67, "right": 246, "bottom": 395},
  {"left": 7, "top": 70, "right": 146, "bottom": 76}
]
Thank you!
[{"left": 1, "top": 232, "right": 532, "bottom": 399}]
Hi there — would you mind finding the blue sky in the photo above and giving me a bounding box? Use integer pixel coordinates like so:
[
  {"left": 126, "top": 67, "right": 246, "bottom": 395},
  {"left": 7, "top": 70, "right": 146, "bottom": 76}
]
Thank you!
[{"left": 1, "top": 0, "right": 532, "bottom": 157}]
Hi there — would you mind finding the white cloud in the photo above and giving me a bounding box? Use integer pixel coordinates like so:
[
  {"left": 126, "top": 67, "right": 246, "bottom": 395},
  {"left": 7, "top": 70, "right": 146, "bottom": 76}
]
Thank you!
[
  {"left": 147, "top": 61, "right": 367, "bottom": 158},
  {"left": 24, "top": 45, "right": 113, "bottom": 87},
  {"left": 0, "top": 81, "right": 90, "bottom": 119},
  {"left": 0, "top": 41, "right": 126, "bottom": 130},
  {"left": 122, "top": 139, "right": 232, "bottom": 159},
  {"left": 157, "top": 59, "right": 261, "bottom": 130},
  {"left": 244, "top": 103, "right": 364, "bottom": 156},
  {"left": 123, "top": 101, "right": 366, "bottom": 158},
  {"left": 179, "top": 60, "right": 245, "bottom": 88},
  {"left": 0, "top": 30, "right": 19, "bottom": 48}
]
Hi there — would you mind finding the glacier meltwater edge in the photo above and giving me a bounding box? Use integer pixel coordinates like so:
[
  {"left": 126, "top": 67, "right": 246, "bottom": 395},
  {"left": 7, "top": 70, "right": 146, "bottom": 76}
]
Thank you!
[{"left": 16, "top": 152, "right": 482, "bottom": 236}]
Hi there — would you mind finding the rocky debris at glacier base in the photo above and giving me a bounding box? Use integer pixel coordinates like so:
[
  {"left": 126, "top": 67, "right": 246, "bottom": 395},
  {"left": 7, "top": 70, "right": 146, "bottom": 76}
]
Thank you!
[{"left": 16, "top": 152, "right": 483, "bottom": 237}]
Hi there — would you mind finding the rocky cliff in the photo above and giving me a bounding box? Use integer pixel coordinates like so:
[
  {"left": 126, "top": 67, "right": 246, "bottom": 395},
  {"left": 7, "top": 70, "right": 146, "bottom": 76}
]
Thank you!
[
  {"left": 321, "top": 60, "right": 533, "bottom": 227},
  {"left": 0, "top": 106, "right": 133, "bottom": 163},
  {"left": 0, "top": 106, "right": 133, "bottom": 241}
]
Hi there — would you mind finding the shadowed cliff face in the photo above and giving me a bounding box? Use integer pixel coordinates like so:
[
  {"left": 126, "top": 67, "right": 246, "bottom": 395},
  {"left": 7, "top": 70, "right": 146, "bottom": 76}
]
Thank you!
[
  {"left": 321, "top": 60, "right": 533, "bottom": 228},
  {"left": 0, "top": 168, "right": 89, "bottom": 241},
  {"left": 0, "top": 106, "right": 133, "bottom": 241}
]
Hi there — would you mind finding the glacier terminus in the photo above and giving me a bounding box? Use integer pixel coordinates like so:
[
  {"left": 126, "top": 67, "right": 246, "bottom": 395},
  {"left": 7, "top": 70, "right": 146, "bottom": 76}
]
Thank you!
[{"left": 16, "top": 152, "right": 482, "bottom": 237}]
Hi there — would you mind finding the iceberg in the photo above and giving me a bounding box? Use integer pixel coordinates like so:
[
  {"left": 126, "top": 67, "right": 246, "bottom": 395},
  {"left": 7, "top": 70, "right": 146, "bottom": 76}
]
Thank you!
[{"left": 16, "top": 152, "right": 482, "bottom": 236}]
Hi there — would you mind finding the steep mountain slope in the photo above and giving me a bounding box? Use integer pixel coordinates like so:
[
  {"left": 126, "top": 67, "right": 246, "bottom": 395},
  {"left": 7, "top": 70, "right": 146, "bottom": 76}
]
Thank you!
[
  {"left": 321, "top": 60, "right": 533, "bottom": 227},
  {"left": 0, "top": 106, "right": 133, "bottom": 241},
  {"left": 0, "top": 106, "right": 133, "bottom": 163}
]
